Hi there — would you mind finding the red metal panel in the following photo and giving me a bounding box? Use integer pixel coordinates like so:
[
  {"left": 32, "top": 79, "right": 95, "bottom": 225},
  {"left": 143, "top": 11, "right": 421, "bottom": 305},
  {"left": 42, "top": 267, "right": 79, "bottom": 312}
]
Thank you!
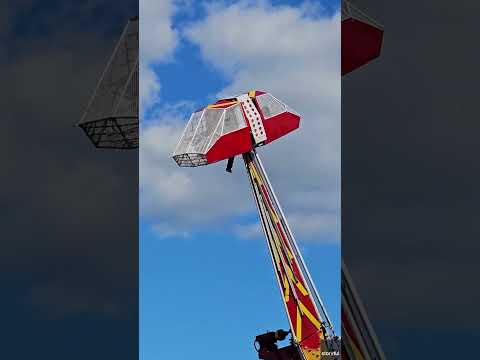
[
  {"left": 263, "top": 112, "right": 300, "bottom": 145},
  {"left": 342, "top": 18, "right": 383, "bottom": 75},
  {"left": 205, "top": 127, "right": 253, "bottom": 164}
]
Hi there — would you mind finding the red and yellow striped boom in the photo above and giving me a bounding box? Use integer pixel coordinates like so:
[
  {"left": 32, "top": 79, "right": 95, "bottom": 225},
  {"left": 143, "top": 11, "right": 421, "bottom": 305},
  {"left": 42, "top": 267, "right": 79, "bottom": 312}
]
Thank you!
[{"left": 244, "top": 151, "right": 339, "bottom": 360}]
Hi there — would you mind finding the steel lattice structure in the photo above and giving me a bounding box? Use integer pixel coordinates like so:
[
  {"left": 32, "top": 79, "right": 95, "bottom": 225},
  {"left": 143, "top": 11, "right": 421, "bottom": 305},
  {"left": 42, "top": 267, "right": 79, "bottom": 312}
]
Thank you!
[{"left": 78, "top": 16, "right": 138, "bottom": 149}]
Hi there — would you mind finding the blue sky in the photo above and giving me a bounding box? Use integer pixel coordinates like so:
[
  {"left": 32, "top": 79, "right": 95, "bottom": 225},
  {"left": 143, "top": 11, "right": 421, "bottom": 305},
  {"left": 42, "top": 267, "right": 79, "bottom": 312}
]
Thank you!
[{"left": 140, "top": 1, "right": 340, "bottom": 359}]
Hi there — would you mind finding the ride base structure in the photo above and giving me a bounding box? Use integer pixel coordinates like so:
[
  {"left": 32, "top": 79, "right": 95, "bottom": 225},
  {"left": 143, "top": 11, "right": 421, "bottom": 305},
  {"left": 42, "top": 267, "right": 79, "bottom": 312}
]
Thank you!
[{"left": 173, "top": 91, "right": 340, "bottom": 360}]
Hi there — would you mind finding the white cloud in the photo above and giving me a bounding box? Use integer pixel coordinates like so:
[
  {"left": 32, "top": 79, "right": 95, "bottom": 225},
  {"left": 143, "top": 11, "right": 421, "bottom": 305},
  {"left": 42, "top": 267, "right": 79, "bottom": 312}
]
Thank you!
[
  {"left": 288, "top": 212, "right": 340, "bottom": 243},
  {"left": 140, "top": 65, "right": 161, "bottom": 110},
  {"left": 152, "top": 222, "right": 191, "bottom": 239},
  {"left": 140, "top": 0, "right": 178, "bottom": 63},
  {"left": 141, "top": 1, "right": 340, "bottom": 243},
  {"left": 139, "top": 0, "right": 178, "bottom": 109},
  {"left": 235, "top": 213, "right": 339, "bottom": 243},
  {"left": 234, "top": 222, "right": 262, "bottom": 240}
]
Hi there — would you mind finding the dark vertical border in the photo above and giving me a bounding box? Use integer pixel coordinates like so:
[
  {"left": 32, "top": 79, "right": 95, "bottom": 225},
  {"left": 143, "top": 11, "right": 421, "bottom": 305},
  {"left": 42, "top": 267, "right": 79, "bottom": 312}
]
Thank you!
[
  {"left": 1, "top": 1, "right": 138, "bottom": 358},
  {"left": 343, "top": 1, "right": 478, "bottom": 358}
]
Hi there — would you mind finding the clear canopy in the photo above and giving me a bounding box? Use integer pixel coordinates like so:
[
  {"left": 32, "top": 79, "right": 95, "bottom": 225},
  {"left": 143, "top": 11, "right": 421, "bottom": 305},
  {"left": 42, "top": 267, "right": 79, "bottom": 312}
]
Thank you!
[
  {"left": 173, "top": 103, "right": 246, "bottom": 167},
  {"left": 256, "top": 93, "right": 288, "bottom": 119}
]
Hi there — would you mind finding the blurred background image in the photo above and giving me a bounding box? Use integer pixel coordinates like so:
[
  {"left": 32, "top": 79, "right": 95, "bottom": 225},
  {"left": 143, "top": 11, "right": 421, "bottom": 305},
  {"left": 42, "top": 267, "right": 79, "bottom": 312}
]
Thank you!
[{"left": 139, "top": 1, "right": 341, "bottom": 359}]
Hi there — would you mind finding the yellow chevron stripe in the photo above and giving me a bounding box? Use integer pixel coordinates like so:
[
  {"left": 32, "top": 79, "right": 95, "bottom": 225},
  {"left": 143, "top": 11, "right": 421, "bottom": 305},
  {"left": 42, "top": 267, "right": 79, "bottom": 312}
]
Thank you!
[
  {"left": 286, "top": 266, "right": 308, "bottom": 296},
  {"left": 249, "top": 90, "right": 256, "bottom": 97},
  {"left": 269, "top": 208, "right": 279, "bottom": 224},
  {"left": 296, "top": 306, "right": 302, "bottom": 341},
  {"left": 270, "top": 235, "right": 281, "bottom": 267},
  {"left": 296, "top": 280, "right": 309, "bottom": 297},
  {"left": 298, "top": 301, "right": 321, "bottom": 331},
  {"left": 270, "top": 227, "right": 294, "bottom": 296},
  {"left": 207, "top": 100, "right": 238, "bottom": 108},
  {"left": 284, "top": 275, "right": 290, "bottom": 302},
  {"left": 249, "top": 163, "right": 263, "bottom": 186}
]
